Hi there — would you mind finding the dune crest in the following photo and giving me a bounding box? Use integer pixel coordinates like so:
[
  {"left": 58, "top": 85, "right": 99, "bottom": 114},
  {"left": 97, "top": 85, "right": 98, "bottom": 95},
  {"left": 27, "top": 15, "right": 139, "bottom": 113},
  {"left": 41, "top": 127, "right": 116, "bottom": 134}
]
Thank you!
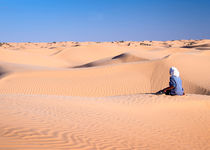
[
  {"left": 74, "top": 53, "right": 148, "bottom": 68},
  {"left": 0, "top": 39, "right": 210, "bottom": 149}
]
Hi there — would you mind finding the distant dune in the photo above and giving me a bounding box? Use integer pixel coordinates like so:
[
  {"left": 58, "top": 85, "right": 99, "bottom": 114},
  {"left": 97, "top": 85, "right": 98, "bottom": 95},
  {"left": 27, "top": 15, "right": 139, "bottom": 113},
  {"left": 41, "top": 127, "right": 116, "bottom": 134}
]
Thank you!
[
  {"left": 0, "top": 40, "right": 210, "bottom": 149},
  {"left": 74, "top": 53, "right": 148, "bottom": 68}
]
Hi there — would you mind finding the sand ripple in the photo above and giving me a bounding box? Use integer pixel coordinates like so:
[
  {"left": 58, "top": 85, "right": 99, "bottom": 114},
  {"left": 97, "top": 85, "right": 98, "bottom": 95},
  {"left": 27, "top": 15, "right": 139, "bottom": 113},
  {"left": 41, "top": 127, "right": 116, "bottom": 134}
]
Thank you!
[{"left": 0, "top": 94, "right": 209, "bottom": 150}]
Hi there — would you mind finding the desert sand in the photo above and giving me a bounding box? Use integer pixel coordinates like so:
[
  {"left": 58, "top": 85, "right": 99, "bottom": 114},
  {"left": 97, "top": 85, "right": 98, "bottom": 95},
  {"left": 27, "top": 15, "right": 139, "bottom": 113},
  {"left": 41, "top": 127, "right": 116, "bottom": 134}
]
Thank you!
[{"left": 0, "top": 40, "right": 209, "bottom": 149}]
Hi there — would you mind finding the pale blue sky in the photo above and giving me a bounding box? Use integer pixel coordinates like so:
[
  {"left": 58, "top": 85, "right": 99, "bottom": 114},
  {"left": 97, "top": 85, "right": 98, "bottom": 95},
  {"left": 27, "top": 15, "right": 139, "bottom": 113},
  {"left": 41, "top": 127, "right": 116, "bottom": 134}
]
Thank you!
[{"left": 1, "top": 0, "right": 210, "bottom": 42}]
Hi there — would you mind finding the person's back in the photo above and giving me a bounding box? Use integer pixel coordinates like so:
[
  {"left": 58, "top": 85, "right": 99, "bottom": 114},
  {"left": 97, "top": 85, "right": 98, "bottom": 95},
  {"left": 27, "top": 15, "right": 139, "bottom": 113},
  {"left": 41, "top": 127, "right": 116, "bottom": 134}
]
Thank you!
[{"left": 170, "top": 75, "right": 184, "bottom": 95}]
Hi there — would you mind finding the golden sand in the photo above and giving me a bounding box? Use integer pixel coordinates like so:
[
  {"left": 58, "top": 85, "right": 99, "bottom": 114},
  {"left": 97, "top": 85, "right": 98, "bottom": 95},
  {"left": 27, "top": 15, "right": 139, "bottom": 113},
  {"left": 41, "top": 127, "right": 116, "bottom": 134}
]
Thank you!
[{"left": 0, "top": 40, "right": 209, "bottom": 149}]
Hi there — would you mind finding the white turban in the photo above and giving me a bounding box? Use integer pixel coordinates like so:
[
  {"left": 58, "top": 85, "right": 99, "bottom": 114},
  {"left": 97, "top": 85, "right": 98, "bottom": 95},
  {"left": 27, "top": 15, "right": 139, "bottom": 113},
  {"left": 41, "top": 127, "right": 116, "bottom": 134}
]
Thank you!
[{"left": 170, "top": 67, "right": 180, "bottom": 77}]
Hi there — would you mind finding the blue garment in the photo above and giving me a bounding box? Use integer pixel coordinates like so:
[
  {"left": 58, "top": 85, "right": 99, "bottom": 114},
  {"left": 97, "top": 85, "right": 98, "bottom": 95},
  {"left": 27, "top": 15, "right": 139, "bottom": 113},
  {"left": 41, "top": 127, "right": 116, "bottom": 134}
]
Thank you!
[{"left": 169, "top": 75, "right": 184, "bottom": 95}]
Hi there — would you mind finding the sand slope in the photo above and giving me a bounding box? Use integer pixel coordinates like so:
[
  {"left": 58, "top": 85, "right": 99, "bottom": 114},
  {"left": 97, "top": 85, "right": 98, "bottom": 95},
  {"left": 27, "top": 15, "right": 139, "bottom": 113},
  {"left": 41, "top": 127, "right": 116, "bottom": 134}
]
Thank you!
[
  {"left": 0, "top": 94, "right": 210, "bottom": 150},
  {"left": 0, "top": 51, "right": 209, "bottom": 96},
  {"left": 0, "top": 40, "right": 210, "bottom": 149}
]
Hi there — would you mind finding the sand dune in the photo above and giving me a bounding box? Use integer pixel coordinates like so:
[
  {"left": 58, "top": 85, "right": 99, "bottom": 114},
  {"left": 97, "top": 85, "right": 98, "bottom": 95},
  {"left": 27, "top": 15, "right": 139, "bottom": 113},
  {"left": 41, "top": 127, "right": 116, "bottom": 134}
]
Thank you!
[
  {"left": 182, "top": 43, "right": 210, "bottom": 49},
  {"left": 0, "top": 94, "right": 209, "bottom": 150},
  {"left": 74, "top": 53, "right": 148, "bottom": 68},
  {"left": 0, "top": 49, "right": 69, "bottom": 67},
  {"left": 0, "top": 39, "right": 210, "bottom": 149},
  {"left": 0, "top": 51, "right": 209, "bottom": 96}
]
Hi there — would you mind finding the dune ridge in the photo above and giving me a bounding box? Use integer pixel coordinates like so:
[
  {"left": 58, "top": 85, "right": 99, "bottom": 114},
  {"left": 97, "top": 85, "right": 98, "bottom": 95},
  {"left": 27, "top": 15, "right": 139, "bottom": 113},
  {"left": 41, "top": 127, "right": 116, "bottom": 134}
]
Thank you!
[
  {"left": 0, "top": 51, "right": 209, "bottom": 96},
  {"left": 74, "top": 53, "right": 149, "bottom": 68},
  {"left": 0, "top": 39, "right": 210, "bottom": 149}
]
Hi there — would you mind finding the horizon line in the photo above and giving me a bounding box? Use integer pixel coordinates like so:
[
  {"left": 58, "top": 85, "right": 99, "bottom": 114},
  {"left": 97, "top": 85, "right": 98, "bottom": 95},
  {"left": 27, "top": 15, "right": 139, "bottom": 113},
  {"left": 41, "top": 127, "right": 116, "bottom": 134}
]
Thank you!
[{"left": 1, "top": 38, "right": 209, "bottom": 44}]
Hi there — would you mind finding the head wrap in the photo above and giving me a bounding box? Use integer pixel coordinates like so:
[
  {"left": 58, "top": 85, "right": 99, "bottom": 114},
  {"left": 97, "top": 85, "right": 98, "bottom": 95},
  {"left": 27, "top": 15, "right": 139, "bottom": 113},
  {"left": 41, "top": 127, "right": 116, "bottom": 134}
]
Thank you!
[{"left": 170, "top": 67, "right": 180, "bottom": 77}]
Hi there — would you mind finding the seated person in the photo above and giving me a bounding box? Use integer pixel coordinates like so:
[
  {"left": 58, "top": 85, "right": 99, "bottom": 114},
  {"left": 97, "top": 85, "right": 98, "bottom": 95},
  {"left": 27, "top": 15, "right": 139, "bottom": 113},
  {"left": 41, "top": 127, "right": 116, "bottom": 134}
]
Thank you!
[{"left": 157, "top": 67, "right": 184, "bottom": 96}]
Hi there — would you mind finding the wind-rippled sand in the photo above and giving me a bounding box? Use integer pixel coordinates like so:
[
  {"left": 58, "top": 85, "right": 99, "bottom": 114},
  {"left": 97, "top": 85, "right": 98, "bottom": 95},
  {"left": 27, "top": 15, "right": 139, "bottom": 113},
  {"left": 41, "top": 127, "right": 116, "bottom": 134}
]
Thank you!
[{"left": 0, "top": 40, "right": 210, "bottom": 149}]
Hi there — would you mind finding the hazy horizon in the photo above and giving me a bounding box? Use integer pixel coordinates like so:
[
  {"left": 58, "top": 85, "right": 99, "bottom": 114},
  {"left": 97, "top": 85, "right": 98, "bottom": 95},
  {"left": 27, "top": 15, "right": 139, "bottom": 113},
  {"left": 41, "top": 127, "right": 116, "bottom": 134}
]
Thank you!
[{"left": 1, "top": 39, "right": 210, "bottom": 44}]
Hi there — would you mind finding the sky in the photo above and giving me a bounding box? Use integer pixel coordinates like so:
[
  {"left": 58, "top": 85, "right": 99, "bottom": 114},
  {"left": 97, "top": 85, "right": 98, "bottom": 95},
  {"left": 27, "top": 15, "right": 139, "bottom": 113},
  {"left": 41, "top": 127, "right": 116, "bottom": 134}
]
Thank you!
[{"left": 0, "top": 0, "right": 210, "bottom": 42}]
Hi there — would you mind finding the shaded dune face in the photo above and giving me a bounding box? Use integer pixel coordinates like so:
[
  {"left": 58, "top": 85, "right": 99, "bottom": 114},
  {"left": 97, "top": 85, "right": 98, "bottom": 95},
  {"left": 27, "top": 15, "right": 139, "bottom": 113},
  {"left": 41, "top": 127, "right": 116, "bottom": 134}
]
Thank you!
[
  {"left": 73, "top": 53, "right": 148, "bottom": 68},
  {"left": 182, "top": 43, "right": 210, "bottom": 50},
  {"left": 0, "top": 40, "right": 210, "bottom": 96},
  {"left": 111, "top": 53, "right": 148, "bottom": 62},
  {"left": 0, "top": 66, "right": 10, "bottom": 79}
]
